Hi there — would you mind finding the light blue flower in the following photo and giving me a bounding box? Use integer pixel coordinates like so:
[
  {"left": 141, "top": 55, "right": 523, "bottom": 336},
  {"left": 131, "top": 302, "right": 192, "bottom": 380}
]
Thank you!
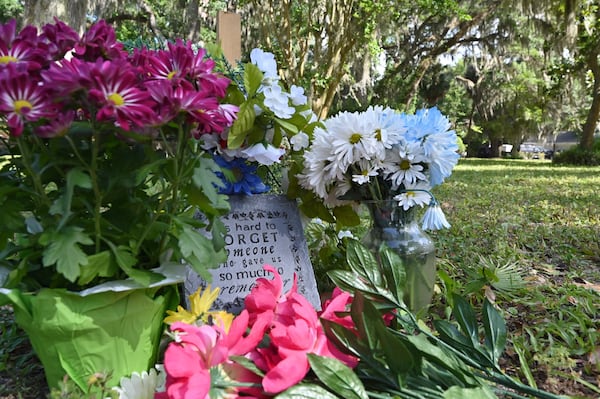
[{"left": 421, "top": 203, "right": 451, "bottom": 231}]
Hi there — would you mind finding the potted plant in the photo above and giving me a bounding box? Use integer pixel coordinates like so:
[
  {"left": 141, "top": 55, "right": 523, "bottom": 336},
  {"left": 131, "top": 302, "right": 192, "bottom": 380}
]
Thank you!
[{"left": 0, "top": 18, "right": 237, "bottom": 391}]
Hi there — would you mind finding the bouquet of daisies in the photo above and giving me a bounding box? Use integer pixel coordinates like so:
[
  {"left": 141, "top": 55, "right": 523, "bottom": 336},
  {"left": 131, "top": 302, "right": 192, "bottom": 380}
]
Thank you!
[{"left": 298, "top": 106, "right": 460, "bottom": 230}]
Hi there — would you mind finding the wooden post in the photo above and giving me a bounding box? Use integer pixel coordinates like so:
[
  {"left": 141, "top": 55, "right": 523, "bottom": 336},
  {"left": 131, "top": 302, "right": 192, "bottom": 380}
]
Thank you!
[{"left": 217, "top": 11, "right": 242, "bottom": 66}]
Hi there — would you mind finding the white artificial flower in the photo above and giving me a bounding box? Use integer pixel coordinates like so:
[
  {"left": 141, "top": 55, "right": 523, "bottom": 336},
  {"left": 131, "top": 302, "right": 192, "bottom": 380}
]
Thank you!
[
  {"left": 241, "top": 143, "right": 286, "bottom": 165},
  {"left": 351, "top": 159, "right": 380, "bottom": 185},
  {"left": 289, "top": 85, "right": 307, "bottom": 106},
  {"left": 337, "top": 230, "right": 355, "bottom": 239},
  {"left": 250, "top": 48, "right": 279, "bottom": 84},
  {"left": 421, "top": 204, "right": 451, "bottom": 230},
  {"left": 290, "top": 132, "right": 310, "bottom": 151},
  {"left": 382, "top": 142, "right": 428, "bottom": 188},
  {"left": 112, "top": 368, "right": 160, "bottom": 399},
  {"left": 300, "top": 109, "right": 319, "bottom": 123},
  {"left": 393, "top": 182, "right": 432, "bottom": 210},
  {"left": 327, "top": 111, "right": 379, "bottom": 171},
  {"left": 262, "top": 85, "right": 295, "bottom": 119}
]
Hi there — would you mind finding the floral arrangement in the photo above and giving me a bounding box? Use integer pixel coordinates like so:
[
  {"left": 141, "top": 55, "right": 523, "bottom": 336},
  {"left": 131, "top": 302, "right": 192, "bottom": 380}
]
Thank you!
[
  {"left": 104, "top": 241, "right": 562, "bottom": 399},
  {"left": 298, "top": 106, "right": 461, "bottom": 229},
  {"left": 204, "top": 48, "right": 319, "bottom": 195},
  {"left": 0, "top": 18, "right": 237, "bottom": 290}
]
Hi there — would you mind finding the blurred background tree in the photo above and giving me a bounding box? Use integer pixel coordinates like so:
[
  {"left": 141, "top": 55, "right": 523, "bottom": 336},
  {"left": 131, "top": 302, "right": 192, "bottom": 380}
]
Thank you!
[{"left": 2, "top": 0, "right": 599, "bottom": 159}]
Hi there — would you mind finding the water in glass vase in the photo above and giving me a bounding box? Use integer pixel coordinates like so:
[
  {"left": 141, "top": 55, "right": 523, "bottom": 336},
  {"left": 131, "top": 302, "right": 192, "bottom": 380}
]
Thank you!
[{"left": 362, "top": 201, "right": 436, "bottom": 312}]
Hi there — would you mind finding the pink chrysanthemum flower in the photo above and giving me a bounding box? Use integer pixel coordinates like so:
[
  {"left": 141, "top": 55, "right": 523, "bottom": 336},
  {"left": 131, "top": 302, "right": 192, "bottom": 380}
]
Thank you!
[
  {"left": 87, "top": 59, "right": 155, "bottom": 130},
  {"left": 0, "top": 20, "right": 45, "bottom": 72},
  {"left": 74, "top": 19, "right": 125, "bottom": 61},
  {"left": 145, "top": 39, "right": 194, "bottom": 85},
  {"left": 39, "top": 18, "right": 79, "bottom": 61},
  {"left": 42, "top": 57, "right": 94, "bottom": 99},
  {"left": 0, "top": 66, "right": 54, "bottom": 136},
  {"left": 189, "top": 47, "right": 230, "bottom": 98}
]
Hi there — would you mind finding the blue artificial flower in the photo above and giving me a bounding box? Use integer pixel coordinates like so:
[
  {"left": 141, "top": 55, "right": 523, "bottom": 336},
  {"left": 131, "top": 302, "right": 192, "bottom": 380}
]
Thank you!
[{"left": 214, "top": 155, "right": 270, "bottom": 195}]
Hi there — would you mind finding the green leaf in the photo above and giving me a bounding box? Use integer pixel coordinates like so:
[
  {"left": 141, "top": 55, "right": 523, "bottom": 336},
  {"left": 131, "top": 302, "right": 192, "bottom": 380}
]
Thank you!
[
  {"left": 49, "top": 168, "right": 92, "bottom": 228},
  {"left": 107, "top": 243, "right": 162, "bottom": 286},
  {"left": 346, "top": 240, "right": 383, "bottom": 287},
  {"left": 452, "top": 294, "right": 480, "bottom": 347},
  {"left": 307, "top": 354, "right": 367, "bottom": 399},
  {"left": 192, "top": 156, "right": 225, "bottom": 205},
  {"left": 228, "top": 101, "right": 256, "bottom": 149},
  {"left": 333, "top": 205, "right": 360, "bottom": 227},
  {"left": 229, "top": 355, "right": 264, "bottom": 377},
  {"left": 433, "top": 319, "right": 494, "bottom": 367},
  {"left": 276, "top": 383, "right": 340, "bottom": 399},
  {"left": 76, "top": 250, "right": 116, "bottom": 285},
  {"left": 482, "top": 299, "right": 507, "bottom": 363},
  {"left": 178, "top": 224, "right": 227, "bottom": 279},
  {"left": 243, "top": 63, "right": 264, "bottom": 97},
  {"left": 443, "top": 385, "right": 498, "bottom": 399},
  {"left": 378, "top": 248, "right": 406, "bottom": 303},
  {"left": 42, "top": 226, "right": 93, "bottom": 282},
  {"left": 274, "top": 117, "right": 299, "bottom": 134}
]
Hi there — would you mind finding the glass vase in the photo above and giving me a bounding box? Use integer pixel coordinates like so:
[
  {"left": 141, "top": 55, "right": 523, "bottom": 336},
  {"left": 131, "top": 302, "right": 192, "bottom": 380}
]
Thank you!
[{"left": 362, "top": 200, "right": 436, "bottom": 312}]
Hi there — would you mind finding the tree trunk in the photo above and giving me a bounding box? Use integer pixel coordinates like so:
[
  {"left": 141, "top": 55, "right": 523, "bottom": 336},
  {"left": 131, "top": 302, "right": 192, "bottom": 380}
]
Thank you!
[{"left": 581, "top": 55, "right": 600, "bottom": 149}]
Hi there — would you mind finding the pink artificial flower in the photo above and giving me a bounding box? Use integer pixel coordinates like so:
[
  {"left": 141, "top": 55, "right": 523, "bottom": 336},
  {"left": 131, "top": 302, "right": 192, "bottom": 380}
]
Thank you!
[
  {"left": 161, "top": 320, "right": 266, "bottom": 399},
  {"left": 87, "top": 59, "right": 155, "bottom": 130},
  {"left": 319, "top": 287, "right": 355, "bottom": 332},
  {"left": 243, "top": 266, "right": 359, "bottom": 394},
  {"left": 0, "top": 65, "right": 54, "bottom": 136}
]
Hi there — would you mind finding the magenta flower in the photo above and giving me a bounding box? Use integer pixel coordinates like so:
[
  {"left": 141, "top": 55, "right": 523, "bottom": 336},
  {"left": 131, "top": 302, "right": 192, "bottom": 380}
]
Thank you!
[
  {"left": 74, "top": 19, "right": 125, "bottom": 61},
  {"left": 87, "top": 59, "right": 155, "bottom": 130},
  {"left": 0, "top": 20, "right": 45, "bottom": 72},
  {"left": 0, "top": 66, "right": 54, "bottom": 136},
  {"left": 145, "top": 39, "right": 195, "bottom": 85},
  {"left": 39, "top": 18, "right": 79, "bottom": 61},
  {"left": 189, "top": 47, "right": 230, "bottom": 98}
]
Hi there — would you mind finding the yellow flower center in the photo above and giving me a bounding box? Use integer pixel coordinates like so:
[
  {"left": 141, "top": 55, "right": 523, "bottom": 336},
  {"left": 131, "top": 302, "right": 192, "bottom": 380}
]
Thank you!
[
  {"left": 0, "top": 55, "right": 17, "bottom": 64},
  {"left": 167, "top": 70, "right": 178, "bottom": 80},
  {"left": 14, "top": 99, "right": 32, "bottom": 114},
  {"left": 374, "top": 128, "right": 382, "bottom": 141},
  {"left": 107, "top": 92, "right": 125, "bottom": 106},
  {"left": 349, "top": 133, "right": 362, "bottom": 144},
  {"left": 400, "top": 159, "right": 411, "bottom": 170}
]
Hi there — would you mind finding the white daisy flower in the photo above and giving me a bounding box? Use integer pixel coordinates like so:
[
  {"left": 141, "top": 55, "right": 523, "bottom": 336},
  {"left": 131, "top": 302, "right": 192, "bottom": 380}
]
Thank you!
[
  {"left": 327, "top": 111, "right": 379, "bottom": 170},
  {"left": 351, "top": 159, "right": 380, "bottom": 185},
  {"left": 393, "top": 182, "right": 432, "bottom": 210},
  {"left": 112, "top": 368, "right": 161, "bottom": 399},
  {"left": 383, "top": 142, "right": 427, "bottom": 188}
]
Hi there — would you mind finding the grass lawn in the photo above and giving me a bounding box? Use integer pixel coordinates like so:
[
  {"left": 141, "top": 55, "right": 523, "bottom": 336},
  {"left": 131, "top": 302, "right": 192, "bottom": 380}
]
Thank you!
[
  {"left": 1, "top": 158, "right": 599, "bottom": 398},
  {"left": 431, "top": 158, "right": 600, "bottom": 398}
]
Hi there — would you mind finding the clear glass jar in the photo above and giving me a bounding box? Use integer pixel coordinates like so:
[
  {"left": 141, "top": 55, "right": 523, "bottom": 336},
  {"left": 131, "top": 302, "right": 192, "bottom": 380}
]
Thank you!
[{"left": 362, "top": 200, "right": 436, "bottom": 312}]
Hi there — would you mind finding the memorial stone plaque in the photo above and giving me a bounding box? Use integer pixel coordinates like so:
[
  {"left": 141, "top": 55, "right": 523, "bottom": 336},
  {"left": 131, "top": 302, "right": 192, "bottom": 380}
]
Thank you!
[{"left": 185, "top": 195, "right": 320, "bottom": 313}]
